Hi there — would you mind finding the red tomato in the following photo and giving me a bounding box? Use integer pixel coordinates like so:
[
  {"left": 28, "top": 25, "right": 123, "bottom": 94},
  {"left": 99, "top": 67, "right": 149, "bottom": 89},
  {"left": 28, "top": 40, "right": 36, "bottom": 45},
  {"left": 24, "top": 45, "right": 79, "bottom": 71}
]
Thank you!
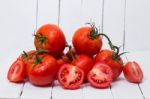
[
  {"left": 27, "top": 54, "right": 59, "bottom": 86},
  {"left": 95, "top": 49, "right": 123, "bottom": 80},
  {"left": 71, "top": 54, "right": 94, "bottom": 77},
  {"left": 7, "top": 58, "right": 26, "bottom": 83},
  {"left": 72, "top": 26, "right": 102, "bottom": 56},
  {"left": 123, "top": 61, "right": 143, "bottom": 83},
  {"left": 58, "top": 64, "right": 84, "bottom": 89},
  {"left": 34, "top": 24, "right": 66, "bottom": 57},
  {"left": 88, "top": 63, "right": 113, "bottom": 88}
]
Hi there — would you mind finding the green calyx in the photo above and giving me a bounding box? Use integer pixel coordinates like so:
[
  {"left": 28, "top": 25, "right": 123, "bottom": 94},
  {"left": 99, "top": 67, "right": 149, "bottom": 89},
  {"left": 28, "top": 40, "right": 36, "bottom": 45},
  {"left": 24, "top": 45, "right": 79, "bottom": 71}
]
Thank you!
[
  {"left": 34, "top": 33, "right": 47, "bottom": 48},
  {"left": 21, "top": 51, "right": 29, "bottom": 59}
]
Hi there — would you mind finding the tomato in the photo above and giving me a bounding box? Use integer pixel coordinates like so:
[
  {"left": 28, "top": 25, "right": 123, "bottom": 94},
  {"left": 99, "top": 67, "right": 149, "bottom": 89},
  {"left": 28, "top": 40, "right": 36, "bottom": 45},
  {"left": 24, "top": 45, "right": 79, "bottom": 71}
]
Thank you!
[
  {"left": 71, "top": 54, "right": 94, "bottom": 77},
  {"left": 34, "top": 24, "right": 66, "bottom": 57},
  {"left": 123, "top": 61, "right": 143, "bottom": 83},
  {"left": 88, "top": 63, "right": 113, "bottom": 88},
  {"left": 95, "top": 49, "right": 123, "bottom": 80},
  {"left": 27, "top": 54, "right": 59, "bottom": 86},
  {"left": 58, "top": 64, "right": 84, "bottom": 89},
  {"left": 7, "top": 58, "right": 26, "bottom": 83},
  {"left": 72, "top": 25, "right": 102, "bottom": 56}
]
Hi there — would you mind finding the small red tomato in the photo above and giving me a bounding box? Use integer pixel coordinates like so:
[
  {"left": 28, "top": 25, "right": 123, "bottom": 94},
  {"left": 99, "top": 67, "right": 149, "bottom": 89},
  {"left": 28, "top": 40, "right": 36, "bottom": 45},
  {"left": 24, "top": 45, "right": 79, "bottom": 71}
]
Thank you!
[
  {"left": 27, "top": 54, "right": 59, "bottom": 86},
  {"left": 72, "top": 25, "right": 102, "bottom": 56},
  {"left": 123, "top": 61, "right": 143, "bottom": 83},
  {"left": 71, "top": 54, "right": 94, "bottom": 77},
  {"left": 34, "top": 24, "right": 66, "bottom": 57},
  {"left": 95, "top": 49, "right": 123, "bottom": 80},
  {"left": 58, "top": 64, "right": 84, "bottom": 89},
  {"left": 7, "top": 58, "right": 26, "bottom": 83},
  {"left": 88, "top": 63, "right": 113, "bottom": 88}
]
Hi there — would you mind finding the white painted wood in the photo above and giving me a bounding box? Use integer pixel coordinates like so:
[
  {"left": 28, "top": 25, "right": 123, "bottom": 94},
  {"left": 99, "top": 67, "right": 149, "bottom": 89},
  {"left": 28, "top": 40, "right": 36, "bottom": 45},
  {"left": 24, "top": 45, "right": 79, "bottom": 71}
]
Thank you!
[
  {"left": 59, "top": 0, "right": 82, "bottom": 42},
  {"left": 103, "top": 0, "right": 125, "bottom": 49},
  {"left": 125, "top": 0, "right": 150, "bottom": 51},
  {"left": 52, "top": 81, "right": 83, "bottom": 99},
  {"left": 20, "top": 82, "right": 52, "bottom": 99},
  {"left": 81, "top": 0, "right": 103, "bottom": 29},
  {"left": 0, "top": 0, "right": 36, "bottom": 98},
  {"left": 83, "top": 83, "right": 113, "bottom": 99},
  {"left": 126, "top": 51, "right": 150, "bottom": 99},
  {"left": 37, "top": 0, "right": 59, "bottom": 28}
]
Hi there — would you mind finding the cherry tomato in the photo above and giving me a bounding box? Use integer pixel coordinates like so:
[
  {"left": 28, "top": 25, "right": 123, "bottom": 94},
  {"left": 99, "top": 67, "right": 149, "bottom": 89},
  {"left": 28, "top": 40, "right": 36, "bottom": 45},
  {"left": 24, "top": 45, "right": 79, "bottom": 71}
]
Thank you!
[
  {"left": 88, "top": 63, "right": 113, "bottom": 88},
  {"left": 27, "top": 54, "right": 59, "bottom": 86},
  {"left": 7, "top": 58, "right": 26, "bottom": 83},
  {"left": 123, "top": 61, "right": 143, "bottom": 83},
  {"left": 72, "top": 25, "right": 102, "bottom": 56},
  {"left": 71, "top": 54, "right": 94, "bottom": 77},
  {"left": 58, "top": 64, "right": 84, "bottom": 89},
  {"left": 95, "top": 49, "right": 123, "bottom": 80},
  {"left": 34, "top": 24, "right": 66, "bottom": 57}
]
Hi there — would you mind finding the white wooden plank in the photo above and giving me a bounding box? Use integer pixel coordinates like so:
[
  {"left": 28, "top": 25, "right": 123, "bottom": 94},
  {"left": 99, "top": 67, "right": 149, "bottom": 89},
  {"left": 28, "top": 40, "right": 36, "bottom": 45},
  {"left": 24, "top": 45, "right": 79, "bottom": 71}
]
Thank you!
[
  {"left": 81, "top": 0, "right": 103, "bottom": 28},
  {"left": 103, "top": 0, "right": 125, "bottom": 49},
  {"left": 59, "top": 0, "right": 82, "bottom": 41},
  {"left": 125, "top": 0, "right": 150, "bottom": 51},
  {"left": 126, "top": 51, "right": 150, "bottom": 99},
  {"left": 20, "top": 82, "right": 52, "bottom": 99},
  {"left": 0, "top": 0, "right": 36, "bottom": 98},
  {"left": 37, "top": 0, "right": 59, "bottom": 28},
  {"left": 52, "top": 81, "right": 83, "bottom": 99},
  {"left": 83, "top": 83, "right": 113, "bottom": 99}
]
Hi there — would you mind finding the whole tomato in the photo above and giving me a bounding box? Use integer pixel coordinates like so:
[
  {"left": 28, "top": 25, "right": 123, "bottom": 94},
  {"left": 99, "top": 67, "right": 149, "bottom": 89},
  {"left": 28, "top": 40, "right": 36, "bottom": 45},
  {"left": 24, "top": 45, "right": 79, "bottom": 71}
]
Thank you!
[
  {"left": 34, "top": 24, "right": 66, "bottom": 57},
  {"left": 123, "top": 61, "right": 143, "bottom": 83},
  {"left": 27, "top": 54, "right": 59, "bottom": 86},
  {"left": 72, "top": 23, "right": 102, "bottom": 56},
  {"left": 95, "top": 49, "right": 123, "bottom": 80}
]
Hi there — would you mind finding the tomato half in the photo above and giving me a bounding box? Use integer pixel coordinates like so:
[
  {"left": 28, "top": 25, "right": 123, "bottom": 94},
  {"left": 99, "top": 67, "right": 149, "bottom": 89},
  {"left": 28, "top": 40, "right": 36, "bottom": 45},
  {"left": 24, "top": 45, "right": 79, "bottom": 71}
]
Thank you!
[
  {"left": 95, "top": 49, "right": 123, "bottom": 80},
  {"left": 58, "top": 64, "right": 84, "bottom": 89},
  {"left": 34, "top": 24, "right": 66, "bottom": 57},
  {"left": 88, "top": 63, "right": 113, "bottom": 88},
  {"left": 72, "top": 26, "right": 102, "bottom": 56},
  {"left": 123, "top": 61, "right": 143, "bottom": 83},
  {"left": 7, "top": 58, "right": 26, "bottom": 83},
  {"left": 27, "top": 54, "right": 59, "bottom": 86}
]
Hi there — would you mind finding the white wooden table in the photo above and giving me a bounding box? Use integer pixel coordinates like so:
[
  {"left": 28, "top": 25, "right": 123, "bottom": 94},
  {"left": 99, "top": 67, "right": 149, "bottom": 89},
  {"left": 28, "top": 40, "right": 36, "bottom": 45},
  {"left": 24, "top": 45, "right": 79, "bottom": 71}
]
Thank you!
[{"left": 0, "top": 0, "right": 150, "bottom": 99}]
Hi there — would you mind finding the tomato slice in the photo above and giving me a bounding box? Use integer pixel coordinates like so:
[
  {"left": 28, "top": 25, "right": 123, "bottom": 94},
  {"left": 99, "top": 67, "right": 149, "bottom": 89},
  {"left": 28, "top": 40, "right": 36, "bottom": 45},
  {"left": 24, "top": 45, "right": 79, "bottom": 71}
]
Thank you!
[
  {"left": 123, "top": 61, "right": 143, "bottom": 83},
  {"left": 58, "top": 64, "right": 84, "bottom": 89},
  {"left": 88, "top": 63, "right": 113, "bottom": 88},
  {"left": 7, "top": 58, "right": 26, "bottom": 82}
]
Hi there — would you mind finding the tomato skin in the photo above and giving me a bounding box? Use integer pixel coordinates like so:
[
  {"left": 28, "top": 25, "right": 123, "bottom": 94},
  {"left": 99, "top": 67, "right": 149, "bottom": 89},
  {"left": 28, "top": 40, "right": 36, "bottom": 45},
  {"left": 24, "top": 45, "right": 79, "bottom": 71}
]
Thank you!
[
  {"left": 34, "top": 24, "right": 66, "bottom": 57},
  {"left": 27, "top": 54, "right": 59, "bottom": 86},
  {"left": 72, "top": 27, "right": 102, "bottom": 56},
  {"left": 95, "top": 49, "right": 123, "bottom": 80},
  {"left": 58, "top": 64, "right": 84, "bottom": 89},
  {"left": 7, "top": 58, "right": 26, "bottom": 83},
  {"left": 71, "top": 54, "right": 94, "bottom": 76},
  {"left": 88, "top": 63, "right": 113, "bottom": 88},
  {"left": 123, "top": 61, "right": 143, "bottom": 83}
]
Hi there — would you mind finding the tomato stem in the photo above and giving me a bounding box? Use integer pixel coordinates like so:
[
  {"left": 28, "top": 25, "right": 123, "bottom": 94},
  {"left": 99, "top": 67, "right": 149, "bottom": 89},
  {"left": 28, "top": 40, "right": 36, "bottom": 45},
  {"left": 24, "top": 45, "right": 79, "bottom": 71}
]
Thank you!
[
  {"left": 22, "top": 51, "right": 29, "bottom": 59},
  {"left": 34, "top": 34, "right": 47, "bottom": 48},
  {"left": 65, "top": 43, "right": 76, "bottom": 61}
]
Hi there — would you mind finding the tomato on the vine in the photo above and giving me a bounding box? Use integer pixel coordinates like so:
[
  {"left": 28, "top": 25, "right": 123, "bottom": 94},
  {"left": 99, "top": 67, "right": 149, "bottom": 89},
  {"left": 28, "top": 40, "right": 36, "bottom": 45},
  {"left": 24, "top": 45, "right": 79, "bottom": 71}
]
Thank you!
[
  {"left": 58, "top": 64, "right": 84, "bottom": 89},
  {"left": 88, "top": 63, "right": 113, "bottom": 88},
  {"left": 34, "top": 24, "right": 66, "bottom": 57}
]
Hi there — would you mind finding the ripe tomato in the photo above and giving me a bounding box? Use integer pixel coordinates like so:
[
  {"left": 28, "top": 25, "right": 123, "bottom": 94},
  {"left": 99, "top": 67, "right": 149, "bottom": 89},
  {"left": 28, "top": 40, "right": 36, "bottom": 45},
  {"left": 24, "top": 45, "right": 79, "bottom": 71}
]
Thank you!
[
  {"left": 123, "top": 61, "right": 143, "bottom": 83},
  {"left": 34, "top": 24, "right": 66, "bottom": 57},
  {"left": 88, "top": 63, "right": 113, "bottom": 88},
  {"left": 58, "top": 64, "right": 84, "bottom": 89},
  {"left": 71, "top": 54, "right": 94, "bottom": 77},
  {"left": 72, "top": 25, "right": 102, "bottom": 56},
  {"left": 27, "top": 54, "right": 59, "bottom": 86},
  {"left": 95, "top": 49, "right": 123, "bottom": 80},
  {"left": 7, "top": 58, "right": 26, "bottom": 83}
]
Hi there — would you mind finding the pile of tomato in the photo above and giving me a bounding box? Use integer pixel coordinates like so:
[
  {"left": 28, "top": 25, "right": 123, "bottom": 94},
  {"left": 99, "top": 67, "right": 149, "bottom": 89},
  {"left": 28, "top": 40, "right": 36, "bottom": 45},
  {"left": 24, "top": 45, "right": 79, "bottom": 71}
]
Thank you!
[{"left": 7, "top": 23, "right": 143, "bottom": 89}]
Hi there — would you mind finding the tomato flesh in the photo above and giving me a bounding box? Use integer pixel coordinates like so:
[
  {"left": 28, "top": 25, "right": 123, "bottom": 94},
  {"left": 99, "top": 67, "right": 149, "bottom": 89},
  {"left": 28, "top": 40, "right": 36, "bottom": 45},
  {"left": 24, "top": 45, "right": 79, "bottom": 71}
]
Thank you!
[
  {"left": 7, "top": 58, "right": 26, "bottom": 82},
  {"left": 58, "top": 64, "right": 84, "bottom": 89},
  {"left": 123, "top": 61, "right": 143, "bottom": 83},
  {"left": 88, "top": 63, "right": 113, "bottom": 88}
]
